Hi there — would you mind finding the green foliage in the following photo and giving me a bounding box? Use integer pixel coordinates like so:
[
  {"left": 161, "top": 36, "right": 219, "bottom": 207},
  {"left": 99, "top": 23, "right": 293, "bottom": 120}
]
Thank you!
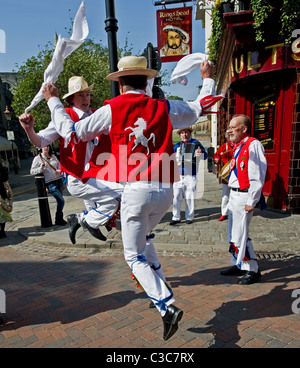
[
  {"left": 208, "top": 1, "right": 224, "bottom": 65},
  {"left": 280, "top": 0, "right": 300, "bottom": 43},
  {"left": 208, "top": 0, "right": 300, "bottom": 67},
  {"left": 12, "top": 44, "right": 53, "bottom": 131},
  {"left": 166, "top": 95, "right": 183, "bottom": 100},
  {"left": 251, "top": 0, "right": 274, "bottom": 42},
  {"left": 12, "top": 39, "right": 118, "bottom": 131},
  {"left": 251, "top": 0, "right": 300, "bottom": 42}
]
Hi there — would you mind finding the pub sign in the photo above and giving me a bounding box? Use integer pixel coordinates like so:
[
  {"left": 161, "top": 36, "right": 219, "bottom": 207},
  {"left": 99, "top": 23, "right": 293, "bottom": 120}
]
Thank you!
[{"left": 156, "top": 7, "right": 192, "bottom": 63}]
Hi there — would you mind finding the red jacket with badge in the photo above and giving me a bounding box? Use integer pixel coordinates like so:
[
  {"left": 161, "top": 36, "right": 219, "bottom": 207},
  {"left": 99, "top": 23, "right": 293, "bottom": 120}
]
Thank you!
[{"left": 229, "top": 136, "right": 257, "bottom": 190}]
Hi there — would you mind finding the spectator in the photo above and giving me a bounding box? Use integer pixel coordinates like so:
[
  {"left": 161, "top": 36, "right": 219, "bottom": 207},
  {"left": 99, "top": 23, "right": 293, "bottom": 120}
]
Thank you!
[
  {"left": 30, "top": 145, "right": 67, "bottom": 226},
  {"left": 170, "top": 127, "right": 207, "bottom": 225},
  {"left": 0, "top": 159, "right": 13, "bottom": 238}
]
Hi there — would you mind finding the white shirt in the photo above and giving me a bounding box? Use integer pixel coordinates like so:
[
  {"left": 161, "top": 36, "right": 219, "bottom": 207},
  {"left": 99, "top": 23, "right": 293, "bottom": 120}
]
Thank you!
[
  {"left": 30, "top": 153, "right": 61, "bottom": 184},
  {"left": 47, "top": 78, "right": 216, "bottom": 148},
  {"left": 38, "top": 107, "right": 95, "bottom": 169},
  {"left": 228, "top": 139, "right": 267, "bottom": 207}
]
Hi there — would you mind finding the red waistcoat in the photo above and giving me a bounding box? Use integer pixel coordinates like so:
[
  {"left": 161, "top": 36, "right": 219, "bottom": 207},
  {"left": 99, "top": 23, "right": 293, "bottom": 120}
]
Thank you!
[
  {"left": 82, "top": 93, "right": 178, "bottom": 183},
  {"left": 232, "top": 136, "right": 257, "bottom": 190},
  {"left": 59, "top": 108, "right": 95, "bottom": 179}
]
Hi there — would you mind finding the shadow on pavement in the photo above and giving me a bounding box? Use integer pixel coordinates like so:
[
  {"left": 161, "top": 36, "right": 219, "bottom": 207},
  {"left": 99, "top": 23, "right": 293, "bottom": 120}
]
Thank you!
[
  {"left": 172, "top": 256, "right": 300, "bottom": 348},
  {"left": 0, "top": 257, "right": 145, "bottom": 331}
]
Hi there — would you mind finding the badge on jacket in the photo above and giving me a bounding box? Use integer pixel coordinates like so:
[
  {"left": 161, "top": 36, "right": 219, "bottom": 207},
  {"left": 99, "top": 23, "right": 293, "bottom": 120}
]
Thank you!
[{"left": 229, "top": 158, "right": 236, "bottom": 171}]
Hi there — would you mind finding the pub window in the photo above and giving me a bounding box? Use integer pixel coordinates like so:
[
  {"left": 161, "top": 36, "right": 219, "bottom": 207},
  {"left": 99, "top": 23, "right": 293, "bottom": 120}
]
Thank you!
[{"left": 253, "top": 93, "right": 276, "bottom": 152}]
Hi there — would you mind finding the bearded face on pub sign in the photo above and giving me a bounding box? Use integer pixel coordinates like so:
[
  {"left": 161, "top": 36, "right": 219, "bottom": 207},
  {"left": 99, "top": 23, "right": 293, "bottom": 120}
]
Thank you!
[{"left": 160, "top": 25, "right": 190, "bottom": 57}]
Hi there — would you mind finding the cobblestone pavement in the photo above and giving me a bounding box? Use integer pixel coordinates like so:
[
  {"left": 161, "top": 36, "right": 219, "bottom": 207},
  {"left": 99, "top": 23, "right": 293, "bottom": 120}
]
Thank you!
[
  {"left": 0, "top": 232, "right": 299, "bottom": 348},
  {"left": 0, "top": 157, "right": 299, "bottom": 349}
]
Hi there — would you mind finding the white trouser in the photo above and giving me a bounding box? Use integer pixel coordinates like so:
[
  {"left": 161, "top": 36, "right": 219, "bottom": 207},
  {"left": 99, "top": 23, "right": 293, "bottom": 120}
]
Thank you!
[
  {"left": 221, "top": 183, "right": 230, "bottom": 216},
  {"left": 67, "top": 175, "right": 123, "bottom": 229},
  {"left": 121, "top": 182, "right": 175, "bottom": 315},
  {"left": 172, "top": 175, "right": 197, "bottom": 221},
  {"left": 67, "top": 175, "right": 95, "bottom": 212},
  {"left": 227, "top": 190, "right": 258, "bottom": 272}
]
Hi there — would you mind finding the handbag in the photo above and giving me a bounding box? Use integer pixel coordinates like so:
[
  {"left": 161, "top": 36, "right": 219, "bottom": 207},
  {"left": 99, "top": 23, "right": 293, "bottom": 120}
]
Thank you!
[{"left": 0, "top": 182, "right": 13, "bottom": 213}]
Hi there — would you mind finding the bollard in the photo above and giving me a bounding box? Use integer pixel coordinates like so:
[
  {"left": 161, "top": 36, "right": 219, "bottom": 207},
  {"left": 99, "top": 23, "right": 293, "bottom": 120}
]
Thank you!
[
  {"left": 207, "top": 147, "right": 214, "bottom": 173},
  {"left": 35, "top": 175, "right": 53, "bottom": 228}
]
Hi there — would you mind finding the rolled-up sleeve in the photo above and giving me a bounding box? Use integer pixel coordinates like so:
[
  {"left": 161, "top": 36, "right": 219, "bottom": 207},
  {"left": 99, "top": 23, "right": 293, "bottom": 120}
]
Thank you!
[
  {"left": 48, "top": 97, "right": 74, "bottom": 146},
  {"left": 47, "top": 97, "right": 112, "bottom": 147},
  {"left": 38, "top": 121, "right": 60, "bottom": 148},
  {"left": 168, "top": 78, "right": 216, "bottom": 129}
]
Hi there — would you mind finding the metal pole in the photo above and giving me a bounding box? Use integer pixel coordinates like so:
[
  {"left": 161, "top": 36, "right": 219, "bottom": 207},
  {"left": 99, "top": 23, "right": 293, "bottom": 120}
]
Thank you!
[
  {"left": 35, "top": 175, "right": 53, "bottom": 228},
  {"left": 147, "top": 43, "right": 154, "bottom": 69},
  {"left": 105, "top": 0, "right": 119, "bottom": 98},
  {"left": 153, "top": 0, "right": 193, "bottom": 6},
  {"left": 207, "top": 147, "right": 215, "bottom": 173}
]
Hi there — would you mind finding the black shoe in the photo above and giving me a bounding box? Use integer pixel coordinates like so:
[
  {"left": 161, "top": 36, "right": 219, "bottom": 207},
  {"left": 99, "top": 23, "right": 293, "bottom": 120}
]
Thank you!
[
  {"left": 238, "top": 270, "right": 261, "bottom": 285},
  {"left": 162, "top": 305, "right": 183, "bottom": 341},
  {"left": 67, "top": 214, "right": 81, "bottom": 244},
  {"left": 82, "top": 220, "right": 107, "bottom": 242},
  {"left": 169, "top": 220, "right": 181, "bottom": 226},
  {"left": 220, "top": 265, "right": 246, "bottom": 276},
  {"left": 105, "top": 225, "right": 112, "bottom": 232},
  {"left": 186, "top": 220, "right": 193, "bottom": 224},
  {"left": 55, "top": 213, "right": 68, "bottom": 226}
]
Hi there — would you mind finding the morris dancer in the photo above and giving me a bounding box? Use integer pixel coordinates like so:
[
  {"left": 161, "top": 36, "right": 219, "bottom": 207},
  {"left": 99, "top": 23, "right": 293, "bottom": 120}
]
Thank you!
[
  {"left": 220, "top": 114, "right": 267, "bottom": 285},
  {"left": 42, "top": 56, "right": 221, "bottom": 340},
  {"left": 19, "top": 76, "right": 121, "bottom": 243}
]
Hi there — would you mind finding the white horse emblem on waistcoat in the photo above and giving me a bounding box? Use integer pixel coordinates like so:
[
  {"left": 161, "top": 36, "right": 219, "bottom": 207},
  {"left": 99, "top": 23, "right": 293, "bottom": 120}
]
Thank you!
[{"left": 125, "top": 118, "right": 155, "bottom": 155}]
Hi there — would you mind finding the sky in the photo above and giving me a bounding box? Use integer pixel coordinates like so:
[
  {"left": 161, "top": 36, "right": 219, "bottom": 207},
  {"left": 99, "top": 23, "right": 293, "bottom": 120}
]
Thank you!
[{"left": 0, "top": 0, "right": 206, "bottom": 100}]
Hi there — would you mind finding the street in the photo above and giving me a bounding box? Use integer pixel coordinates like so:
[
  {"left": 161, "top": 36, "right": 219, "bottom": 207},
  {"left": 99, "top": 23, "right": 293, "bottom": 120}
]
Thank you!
[
  {"left": 0, "top": 234, "right": 299, "bottom": 348},
  {"left": 0, "top": 157, "right": 299, "bottom": 348}
]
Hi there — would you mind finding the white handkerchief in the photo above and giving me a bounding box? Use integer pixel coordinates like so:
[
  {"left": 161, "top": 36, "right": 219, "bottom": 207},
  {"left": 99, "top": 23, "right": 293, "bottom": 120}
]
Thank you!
[
  {"left": 146, "top": 78, "right": 154, "bottom": 97},
  {"left": 170, "top": 53, "right": 209, "bottom": 85},
  {"left": 25, "top": 1, "right": 89, "bottom": 113}
]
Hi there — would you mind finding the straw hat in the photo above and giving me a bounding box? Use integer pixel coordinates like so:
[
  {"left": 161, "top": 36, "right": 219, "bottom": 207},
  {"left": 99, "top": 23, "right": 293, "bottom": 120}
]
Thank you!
[
  {"left": 177, "top": 126, "right": 194, "bottom": 135},
  {"left": 63, "top": 76, "right": 94, "bottom": 99},
  {"left": 107, "top": 56, "right": 158, "bottom": 81}
]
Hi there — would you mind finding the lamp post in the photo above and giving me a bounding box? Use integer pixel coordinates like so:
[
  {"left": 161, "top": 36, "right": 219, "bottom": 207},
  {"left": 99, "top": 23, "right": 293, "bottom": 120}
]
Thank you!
[
  {"left": 105, "top": 0, "right": 119, "bottom": 98},
  {"left": 3, "top": 105, "right": 12, "bottom": 122}
]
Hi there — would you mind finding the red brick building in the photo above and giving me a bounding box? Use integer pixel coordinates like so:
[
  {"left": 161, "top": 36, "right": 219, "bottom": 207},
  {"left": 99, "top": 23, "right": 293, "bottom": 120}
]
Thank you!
[{"left": 208, "top": 4, "right": 300, "bottom": 213}]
